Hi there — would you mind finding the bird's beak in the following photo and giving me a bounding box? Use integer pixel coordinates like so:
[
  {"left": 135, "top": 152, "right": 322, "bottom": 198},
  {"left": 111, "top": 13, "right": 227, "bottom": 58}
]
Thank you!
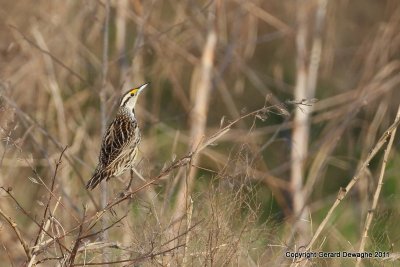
[{"left": 138, "top": 82, "right": 149, "bottom": 93}]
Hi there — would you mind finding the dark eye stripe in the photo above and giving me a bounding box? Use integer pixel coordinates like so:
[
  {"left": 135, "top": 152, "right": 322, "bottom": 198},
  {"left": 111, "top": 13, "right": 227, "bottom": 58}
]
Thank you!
[{"left": 122, "top": 96, "right": 130, "bottom": 106}]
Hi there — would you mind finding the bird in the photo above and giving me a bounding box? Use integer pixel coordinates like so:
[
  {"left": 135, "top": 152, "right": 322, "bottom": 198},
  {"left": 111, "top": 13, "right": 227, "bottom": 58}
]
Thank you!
[{"left": 86, "top": 83, "right": 149, "bottom": 190}]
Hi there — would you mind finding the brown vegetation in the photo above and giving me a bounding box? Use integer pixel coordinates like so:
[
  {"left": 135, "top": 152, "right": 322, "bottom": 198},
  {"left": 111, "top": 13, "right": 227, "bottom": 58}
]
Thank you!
[{"left": 0, "top": 0, "right": 399, "bottom": 266}]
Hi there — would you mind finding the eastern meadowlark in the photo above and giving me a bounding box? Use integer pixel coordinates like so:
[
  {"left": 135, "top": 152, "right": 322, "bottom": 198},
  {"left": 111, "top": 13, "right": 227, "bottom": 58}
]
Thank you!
[{"left": 86, "top": 83, "right": 148, "bottom": 190}]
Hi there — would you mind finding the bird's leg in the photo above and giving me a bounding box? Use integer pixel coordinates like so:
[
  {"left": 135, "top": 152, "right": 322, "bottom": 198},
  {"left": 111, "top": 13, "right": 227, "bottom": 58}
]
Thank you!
[{"left": 125, "top": 169, "right": 135, "bottom": 191}]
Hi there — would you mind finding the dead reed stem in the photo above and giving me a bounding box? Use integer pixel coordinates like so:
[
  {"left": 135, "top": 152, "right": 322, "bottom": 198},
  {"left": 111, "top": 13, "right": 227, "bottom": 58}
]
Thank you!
[
  {"left": 116, "top": 0, "right": 128, "bottom": 81},
  {"left": 290, "top": 0, "right": 310, "bottom": 244},
  {"left": 99, "top": 0, "right": 111, "bottom": 264},
  {"left": 295, "top": 0, "right": 328, "bottom": 245},
  {"left": 307, "top": 0, "right": 327, "bottom": 98},
  {"left": 1, "top": 1, "right": 399, "bottom": 265},
  {"left": 291, "top": 105, "right": 400, "bottom": 267},
  {"left": 356, "top": 105, "right": 400, "bottom": 266},
  {"left": 302, "top": 69, "right": 400, "bottom": 206},
  {"left": 233, "top": 0, "right": 292, "bottom": 34},
  {"left": 31, "top": 27, "right": 68, "bottom": 146},
  {"left": 172, "top": 0, "right": 218, "bottom": 232}
]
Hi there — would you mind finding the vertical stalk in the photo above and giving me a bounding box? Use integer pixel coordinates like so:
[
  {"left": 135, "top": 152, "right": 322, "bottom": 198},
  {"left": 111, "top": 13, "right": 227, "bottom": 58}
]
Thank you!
[
  {"left": 116, "top": 0, "right": 128, "bottom": 82},
  {"left": 291, "top": 0, "right": 328, "bottom": 245},
  {"left": 172, "top": 0, "right": 218, "bottom": 241},
  {"left": 291, "top": 0, "right": 310, "bottom": 243},
  {"left": 356, "top": 105, "right": 400, "bottom": 266},
  {"left": 100, "top": 0, "right": 110, "bottom": 265}
]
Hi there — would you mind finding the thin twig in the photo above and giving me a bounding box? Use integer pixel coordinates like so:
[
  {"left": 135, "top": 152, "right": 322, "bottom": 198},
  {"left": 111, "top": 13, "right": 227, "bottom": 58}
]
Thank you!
[
  {"left": 87, "top": 153, "right": 193, "bottom": 231},
  {"left": 1, "top": 94, "right": 100, "bottom": 210},
  {"left": 0, "top": 208, "right": 31, "bottom": 261},
  {"left": 65, "top": 208, "right": 86, "bottom": 266},
  {"left": 182, "top": 197, "right": 193, "bottom": 267},
  {"left": 80, "top": 215, "right": 127, "bottom": 240},
  {"left": 28, "top": 197, "right": 63, "bottom": 267},
  {"left": 86, "top": 106, "right": 271, "bottom": 228},
  {"left": 71, "top": 243, "right": 186, "bottom": 266},
  {"left": 25, "top": 106, "right": 273, "bottom": 256},
  {"left": 1, "top": 187, "right": 71, "bottom": 255},
  {"left": 33, "top": 146, "right": 68, "bottom": 249}
]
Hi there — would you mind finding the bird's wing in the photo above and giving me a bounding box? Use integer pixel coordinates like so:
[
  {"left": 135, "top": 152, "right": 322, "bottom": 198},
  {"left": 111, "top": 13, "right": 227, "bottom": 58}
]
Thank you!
[{"left": 99, "top": 113, "right": 137, "bottom": 167}]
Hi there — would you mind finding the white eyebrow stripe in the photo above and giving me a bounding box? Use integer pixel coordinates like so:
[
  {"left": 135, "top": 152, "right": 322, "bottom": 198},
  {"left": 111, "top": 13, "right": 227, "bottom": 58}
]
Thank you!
[{"left": 121, "top": 95, "right": 130, "bottom": 106}]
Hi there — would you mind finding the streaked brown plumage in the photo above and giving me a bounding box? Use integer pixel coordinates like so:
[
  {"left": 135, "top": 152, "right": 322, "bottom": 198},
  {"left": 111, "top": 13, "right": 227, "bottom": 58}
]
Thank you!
[{"left": 86, "top": 83, "right": 148, "bottom": 190}]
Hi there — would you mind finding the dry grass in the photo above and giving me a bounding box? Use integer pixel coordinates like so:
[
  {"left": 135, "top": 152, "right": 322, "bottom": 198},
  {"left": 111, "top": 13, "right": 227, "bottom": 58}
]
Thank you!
[{"left": 0, "top": 0, "right": 399, "bottom": 266}]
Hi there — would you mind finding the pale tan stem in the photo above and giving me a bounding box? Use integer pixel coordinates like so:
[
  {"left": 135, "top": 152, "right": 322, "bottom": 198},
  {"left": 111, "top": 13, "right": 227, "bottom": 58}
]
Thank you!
[
  {"left": 31, "top": 27, "right": 68, "bottom": 146},
  {"left": 356, "top": 105, "right": 400, "bottom": 266},
  {"left": 182, "top": 197, "right": 193, "bottom": 267},
  {"left": 28, "top": 197, "right": 61, "bottom": 267},
  {"left": 172, "top": 1, "right": 218, "bottom": 228},
  {"left": 291, "top": 108, "right": 400, "bottom": 267},
  {"left": 100, "top": 0, "right": 111, "bottom": 265},
  {"left": 233, "top": 0, "right": 292, "bottom": 33},
  {"left": 290, "top": 0, "right": 310, "bottom": 244}
]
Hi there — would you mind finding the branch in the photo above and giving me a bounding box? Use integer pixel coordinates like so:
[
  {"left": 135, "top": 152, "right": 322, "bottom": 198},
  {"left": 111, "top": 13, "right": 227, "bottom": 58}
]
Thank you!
[
  {"left": 65, "top": 209, "right": 86, "bottom": 266},
  {"left": 71, "top": 243, "right": 186, "bottom": 266},
  {"left": 1, "top": 187, "right": 71, "bottom": 255},
  {"left": 28, "top": 197, "right": 63, "bottom": 267},
  {"left": 33, "top": 146, "right": 68, "bottom": 248},
  {"left": 34, "top": 106, "right": 273, "bottom": 251},
  {"left": 0, "top": 208, "right": 31, "bottom": 261}
]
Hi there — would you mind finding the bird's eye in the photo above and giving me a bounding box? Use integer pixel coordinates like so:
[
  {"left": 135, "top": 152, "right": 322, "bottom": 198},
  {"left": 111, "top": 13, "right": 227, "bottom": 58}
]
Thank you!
[{"left": 129, "top": 88, "right": 139, "bottom": 96}]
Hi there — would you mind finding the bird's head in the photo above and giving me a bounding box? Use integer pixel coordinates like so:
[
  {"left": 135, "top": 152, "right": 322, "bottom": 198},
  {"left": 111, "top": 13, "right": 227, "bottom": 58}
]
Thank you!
[{"left": 120, "top": 83, "right": 149, "bottom": 110}]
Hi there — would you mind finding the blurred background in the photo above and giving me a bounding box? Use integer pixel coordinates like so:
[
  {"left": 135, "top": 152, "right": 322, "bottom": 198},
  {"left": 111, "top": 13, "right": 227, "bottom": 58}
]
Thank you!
[{"left": 0, "top": 0, "right": 399, "bottom": 266}]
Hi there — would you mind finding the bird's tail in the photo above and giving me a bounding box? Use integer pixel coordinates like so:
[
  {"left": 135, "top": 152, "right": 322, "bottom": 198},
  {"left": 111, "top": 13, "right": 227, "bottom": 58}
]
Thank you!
[{"left": 86, "top": 167, "right": 112, "bottom": 190}]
